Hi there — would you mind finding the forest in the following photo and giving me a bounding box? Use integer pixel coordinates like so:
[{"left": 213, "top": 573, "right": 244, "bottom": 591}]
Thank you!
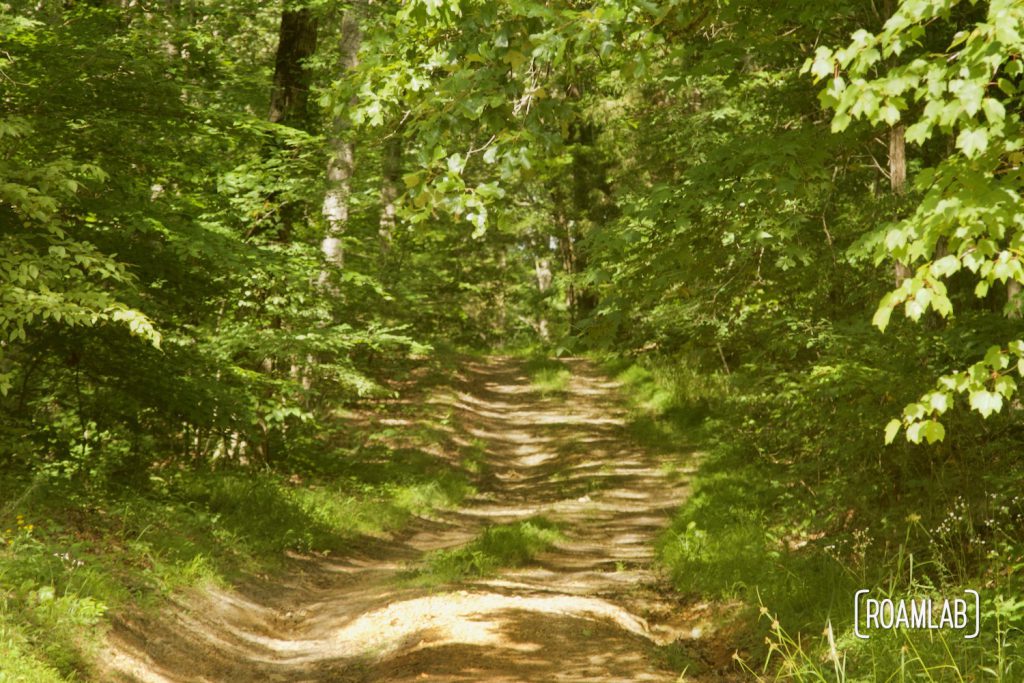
[{"left": 2, "top": 0, "right": 1024, "bottom": 680}]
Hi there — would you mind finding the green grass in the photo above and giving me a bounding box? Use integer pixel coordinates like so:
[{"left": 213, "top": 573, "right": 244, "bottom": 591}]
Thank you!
[
  {"left": 606, "top": 352, "right": 1024, "bottom": 681},
  {"left": 458, "top": 438, "right": 490, "bottom": 476},
  {"left": 523, "top": 355, "right": 572, "bottom": 397},
  {"left": 0, "top": 633, "right": 66, "bottom": 683},
  {"left": 405, "top": 517, "right": 563, "bottom": 586},
  {"left": 531, "top": 367, "right": 571, "bottom": 396},
  {"left": 0, "top": 435, "right": 474, "bottom": 681}
]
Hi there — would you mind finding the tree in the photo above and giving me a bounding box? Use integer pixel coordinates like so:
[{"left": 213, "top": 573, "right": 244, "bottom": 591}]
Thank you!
[
  {"left": 810, "top": 0, "right": 1024, "bottom": 442},
  {"left": 320, "top": 11, "right": 361, "bottom": 284},
  {"left": 268, "top": 6, "right": 318, "bottom": 129}
]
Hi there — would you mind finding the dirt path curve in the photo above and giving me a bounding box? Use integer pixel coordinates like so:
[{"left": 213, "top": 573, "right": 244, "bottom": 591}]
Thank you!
[{"left": 104, "top": 357, "right": 724, "bottom": 682}]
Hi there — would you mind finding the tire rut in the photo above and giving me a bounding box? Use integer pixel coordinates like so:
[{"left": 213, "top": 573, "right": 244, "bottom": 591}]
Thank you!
[{"left": 103, "top": 357, "right": 728, "bottom": 682}]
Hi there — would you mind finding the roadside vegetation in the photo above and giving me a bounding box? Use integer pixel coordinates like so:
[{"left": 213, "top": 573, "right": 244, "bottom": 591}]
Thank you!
[
  {"left": 0, "top": 365, "right": 476, "bottom": 681},
  {"left": 611, "top": 356, "right": 1024, "bottom": 680}
]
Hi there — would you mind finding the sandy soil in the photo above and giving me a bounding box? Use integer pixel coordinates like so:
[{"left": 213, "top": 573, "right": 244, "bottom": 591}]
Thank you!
[{"left": 101, "top": 357, "right": 742, "bottom": 682}]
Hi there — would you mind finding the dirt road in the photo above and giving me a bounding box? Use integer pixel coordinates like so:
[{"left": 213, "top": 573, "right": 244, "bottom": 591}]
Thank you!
[{"left": 104, "top": 358, "right": 732, "bottom": 682}]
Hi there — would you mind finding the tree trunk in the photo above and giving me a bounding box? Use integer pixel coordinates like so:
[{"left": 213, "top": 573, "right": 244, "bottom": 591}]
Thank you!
[
  {"left": 890, "top": 123, "right": 912, "bottom": 285},
  {"left": 1008, "top": 280, "right": 1022, "bottom": 318},
  {"left": 881, "top": 0, "right": 912, "bottom": 287},
  {"left": 535, "top": 255, "right": 553, "bottom": 341},
  {"left": 497, "top": 249, "right": 508, "bottom": 339},
  {"left": 559, "top": 217, "right": 577, "bottom": 322},
  {"left": 566, "top": 118, "right": 604, "bottom": 323},
  {"left": 257, "top": 8, "right": 317, "bottom": 460},
  {"left": 319, "top": 12, "right": 361, "bottom": 287},
  {"left": 379, "top": 132, "right": 402, "bottom": 259},
  {"left": 268, "top": 9, "right": 318, "bottom": 128},
  {"left": 889, "top": 124, "right": 906, "bottom": 196}
]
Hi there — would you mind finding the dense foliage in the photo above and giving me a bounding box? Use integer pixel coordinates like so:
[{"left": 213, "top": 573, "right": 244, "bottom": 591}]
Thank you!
[{"left": 4, "top": 0, "right": 1024, "bottom": 678}]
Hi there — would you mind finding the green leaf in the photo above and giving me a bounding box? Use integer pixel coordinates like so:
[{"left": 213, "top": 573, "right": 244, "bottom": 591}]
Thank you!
[
  {"left": 873, "top": 294, "right": 895, "bottom": 331},
  {"left": 906, "top": 421, "right": 923, "bottom": 444},
  {"left": 983, "top": 98, "right": 1006, "bottom": 124},
  {"left": 903, "top": 402, "right": 927, "bottom": 421},
  {"left": 884, "top": 418, "right": 901, "bottom": 445},
  {"left": 905, "top": 120, "right": 933, "bottom": 144},
  {"left": 881, "top": 104, "right": 901, "bottom": 125},
  {"left": 927, "top": 391, "right": 949, "bottom": 413},
  {"left": 984, "top": 345, "right": 1007, "bottom": 369},
  {"left": 969, "top": 390, "right": 1003, "bottom": 418},
  {"left": 831, "top": 112, "right": 851, "bottom": 132},
  {"left": 994, "top": 375, "right": 1016, "bottom": 397},
  {"left": 956, "top": 127, "right": 989, "bottom": 158},
  {"left": 930, "top": 254, "right": 960, "bottom": 278},
  {"left": 920, "top": 420, "right": 945, "bottom": 444}
]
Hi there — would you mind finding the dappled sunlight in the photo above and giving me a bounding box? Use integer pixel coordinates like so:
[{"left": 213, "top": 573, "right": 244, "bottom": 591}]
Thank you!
[{"left": 103, "top": 357, "right": 705, "bottom": 682}]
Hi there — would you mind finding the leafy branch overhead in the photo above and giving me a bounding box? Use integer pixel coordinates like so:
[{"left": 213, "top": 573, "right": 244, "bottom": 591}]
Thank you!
[{"left": 809, "top": 0, "right": 1024, "bottom": 442}]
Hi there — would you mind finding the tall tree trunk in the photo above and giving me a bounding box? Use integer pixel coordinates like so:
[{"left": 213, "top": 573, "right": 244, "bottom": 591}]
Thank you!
[
  {"left": 265, "top": 8, "right": 317, "bottom": 244},
  {"left": 890, "top": 123, "right": 912, "bottom": 285},
  {"left": 379, "top": 132, "right": 402, "bottom": 260},
  {"left": 268, "top": 9, "right": 318, "bottom": 128},
  {"left": 497, "top": 248, "right": 508, "bottom": 339},
  {"left": 565, "top": 117, "right": 605, "bottom": 324},
  {"left": 881, "top": 0, "right": 911, "bottom": 287},
  {"left": 889, "top": 124, "right": 906, "bottom": 196},
  {"left": 256, "top": 7, "right": 317, "bottom": 462},
  {"left": 557, "top": 214, "right": 577, "bottom": 323},
  {"left": 535, "top": 254, "right": 553, "bottom": 341},
  {"left": 1008, "top": 280, "right": 1022, "bottom": 318},
  {"left": 319, "top": 12, "right": 361, "bottom": 287}
]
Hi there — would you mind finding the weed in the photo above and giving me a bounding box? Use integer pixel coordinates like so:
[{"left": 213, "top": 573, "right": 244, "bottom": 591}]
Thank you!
[
  {"left": 532, "top": 367, "right": 571, "bottom": 396},
  {"left": 406, "top": 517, "right": 563, "bottom": 586}
]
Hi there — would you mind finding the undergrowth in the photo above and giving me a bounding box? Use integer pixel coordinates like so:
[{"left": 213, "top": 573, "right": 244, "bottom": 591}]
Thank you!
[
  {"left": 607, "top": 348, "right": 1024, "bottom": 681},
  {"left": 0, "top": 369, "right": 477, "bottom": 681}
]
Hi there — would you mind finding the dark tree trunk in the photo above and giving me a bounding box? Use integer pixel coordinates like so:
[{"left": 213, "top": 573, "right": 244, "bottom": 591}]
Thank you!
[{"left": 268, "top": 9, "right": 318, "bottom": 129}]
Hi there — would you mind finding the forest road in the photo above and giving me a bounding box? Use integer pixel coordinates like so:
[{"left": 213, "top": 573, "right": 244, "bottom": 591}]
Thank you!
[{"left": 103, "top": 357, "right": 740, "bottom": 682}]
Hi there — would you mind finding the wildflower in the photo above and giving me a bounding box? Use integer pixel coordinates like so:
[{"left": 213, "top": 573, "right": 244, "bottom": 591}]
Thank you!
[
  {"left": 759, "top": 605, "right": 770, "bottom": 616},
  {"left": 906, "top": 513, "right": 921, "bottom": 523}
]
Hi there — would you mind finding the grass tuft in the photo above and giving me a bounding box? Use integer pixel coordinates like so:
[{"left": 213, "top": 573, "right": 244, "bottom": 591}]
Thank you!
[
  {"left": 522, "top": 355, "right": 572, "bottom": 397},
  {"left": 406, "top": 517, "right": 563, "bottom": 586}
]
